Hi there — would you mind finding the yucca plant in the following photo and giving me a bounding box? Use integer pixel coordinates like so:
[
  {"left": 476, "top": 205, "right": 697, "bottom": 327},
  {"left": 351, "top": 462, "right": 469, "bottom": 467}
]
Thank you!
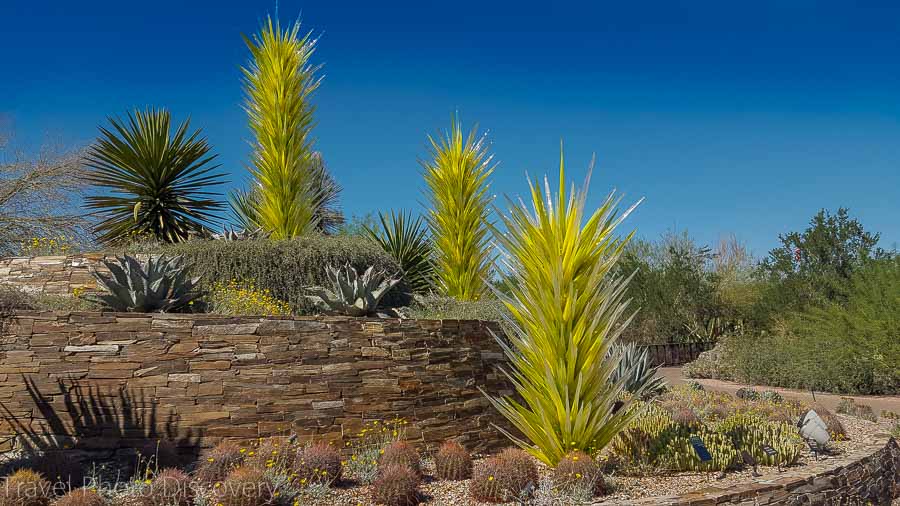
[
  {"left": 422, "top": 117, "right": 495, "bottom": 300},
  {"left": 87, "top": 255, "right": 201, "bottom": 312},
  {"left": 483, "top": 150, "right": 642, "bottom": 466},
  {"left": 607, "top": 341, "right": 667, "bottom": 398},
  {"left": 230, "top": 17, "right": 342, "bottom": 238},
  {"left": 84, "top": 108, "right": 225, "bottom": 245},
  {"left": 306, "top": 263, "right": 400, "bottom": 316},
  {"left": 365, "top": 210, "right": 434, "bottom": 293}
]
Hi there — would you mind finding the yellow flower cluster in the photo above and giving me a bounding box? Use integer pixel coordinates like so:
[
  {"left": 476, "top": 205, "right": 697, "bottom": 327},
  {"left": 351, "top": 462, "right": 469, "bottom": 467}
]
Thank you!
[
  {"left": 208, "top": 279, "right": 291, "bottom": 316},
  {"left": 343, "top": 417, "right": 408, "bottom": 484},
  {"left": 19, "top": 235, "right": 74, "bottom": 256}
]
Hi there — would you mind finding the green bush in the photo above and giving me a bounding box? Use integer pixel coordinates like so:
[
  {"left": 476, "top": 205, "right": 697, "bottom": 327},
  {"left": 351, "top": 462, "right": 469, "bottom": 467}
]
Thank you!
[
  {"left": 734, "top": 257, "right": 899, "bottom": 395},
  {"left": 403, "top": 294, "right": 507, "bottom": 322},
  {"left": 681, "top": 334, "right": 741, "bottom": 381},
  {"left": 131, "top": 236, "right": 401, "bottom": 313}
]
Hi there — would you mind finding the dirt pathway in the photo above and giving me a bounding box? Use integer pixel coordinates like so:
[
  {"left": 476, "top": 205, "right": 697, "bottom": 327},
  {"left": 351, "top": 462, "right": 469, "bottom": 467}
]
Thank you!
[{"left": 659, "top": 367, "right": 900, "bottom": 415}]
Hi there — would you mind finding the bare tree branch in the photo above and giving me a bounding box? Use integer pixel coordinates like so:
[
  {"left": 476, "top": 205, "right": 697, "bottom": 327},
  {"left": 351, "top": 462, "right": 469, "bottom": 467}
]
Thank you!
[{"left": 0, "top": 131, "right": 93, "bottom": 255}]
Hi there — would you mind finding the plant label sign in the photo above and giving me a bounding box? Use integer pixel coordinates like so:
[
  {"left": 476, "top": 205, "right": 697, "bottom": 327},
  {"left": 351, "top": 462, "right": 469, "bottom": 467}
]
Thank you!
[
  {"left": 761, "top": 445, "right": 778, "bottom": 457},
  {"left": 690, "top": 435, "right": 713, "bottom": 462}
]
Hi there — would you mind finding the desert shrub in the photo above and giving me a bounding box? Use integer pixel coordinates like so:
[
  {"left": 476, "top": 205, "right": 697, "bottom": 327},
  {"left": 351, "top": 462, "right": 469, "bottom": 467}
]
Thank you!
[
  {"left": 18, "top": 236, "right": 77, "bottom": 256},
  {"left": 0, "top": 285, "right": 32, "bottom": 315},
  {"left": 294, "top": 442, "right": 342, "bottom": 487},
  {"left": 734, "top": 256, "right": 899, "bottom": 395},
  {"left": 378, "top": 441, "right": 421, "bottom": 477},
  {"left": 206, "top": 280, "right": 292, "bottom": 316},
  {"left": 244, "top": 438, "right": 295, "bottom": 474},
  {"left": 615, "top": 232, "right": 747, "bottom": 344},
  {"left": 553, "top": 451, "right": 603, "bottom": 497},
  {"left": 133, "top": 236, "right": 400, "bottom": 312},
  {"left": 403, "top": 294, "right": 508, "bottom": 322},
  {"left": 344, "top": 419, "right": 405, "bottom": 484},
  {"left": 0, "top": 469, "right": 54, "bottom": 506},
  {"left": 212, "top": 467, "right": 277, "bottom": 506},
  {"left": 682, "top": 334, "right": 741, "bottom": 381},
  {"left": 195, "top": 441, "right": 245, "bottom": 483},
  {"left": 137, "top": 468, "right": 192, "bottom": 506},
  {"left": 370, "top": 464, "right": 420, "bottom": 506},
  {"left": 835, "top": 398, "right": 878, "bottom": 422},
  {"left": 433, "top": 441, "right": 472, "bottom": 481},
  {"left": 52, "top": 488, "right": 107, "bottom": 506}
]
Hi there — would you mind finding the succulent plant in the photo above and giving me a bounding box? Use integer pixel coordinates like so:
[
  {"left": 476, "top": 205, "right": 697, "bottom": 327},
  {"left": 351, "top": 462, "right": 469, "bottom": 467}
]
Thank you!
[
  {"left": 760, "top": 390, "right": 784, "bottom": 404},
  {"left": 735, "top": 387, "right": 760, "bottom": 401},
  {"left": 370, "top": 464, "right": 421, "bottom": 506},
  {"left": 553, "top": 450, "right": 603, "bottom": 496},
  {"left": 434, "top": 441, "right": 472, "bottom": 481},
  {"left": 194, "top": 441, "right": 245, "bottom": 483},
  {"left": 306, "top": 263, "right": 400, "bottom": 316},
  {"left": 212, "top": 226, "right": 266, "bottom": 241},
  {"left": 140, "top": 468, "right": 194, "bottom": 506},
  {"left": 88, "top": 255, "right": 201, "bottom": 312},
  {"left": 295, "top": 442, "right": 342, "bottom": 486},
  {"left": 378, "top": 441, "right": 422, "bottom": 478},
  {"left": 607, "top": 342, "right": 667, "bottom": 398}
]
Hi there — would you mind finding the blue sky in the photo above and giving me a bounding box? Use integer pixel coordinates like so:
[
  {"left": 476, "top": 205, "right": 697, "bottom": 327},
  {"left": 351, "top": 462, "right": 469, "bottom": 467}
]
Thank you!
[{"left": 2, "top": 0, "right": 898, "bottom": 257}]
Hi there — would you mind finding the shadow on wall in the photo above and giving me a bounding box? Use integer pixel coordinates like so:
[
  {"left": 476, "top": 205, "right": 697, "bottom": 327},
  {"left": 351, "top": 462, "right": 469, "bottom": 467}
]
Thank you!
[{"left": 1, "top": 376, "right": 201, "bottom": 470}]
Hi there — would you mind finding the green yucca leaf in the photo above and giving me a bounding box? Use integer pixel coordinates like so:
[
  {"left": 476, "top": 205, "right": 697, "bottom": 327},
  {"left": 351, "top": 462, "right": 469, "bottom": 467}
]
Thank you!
[
  {"left": 232, "top": 16, "right": 341, "bottom": 238},
  {"left": 84, "top": 108, "right": 226, "bottom": 245},
  {"left": 422, "top": 116, "right": 495, "bottom": 300},
  {"left": 365, "top": 210, "right": 434, "bottom": 293},
  {"left": 483, "top": 147, "right": 643, "bottom": 466}
]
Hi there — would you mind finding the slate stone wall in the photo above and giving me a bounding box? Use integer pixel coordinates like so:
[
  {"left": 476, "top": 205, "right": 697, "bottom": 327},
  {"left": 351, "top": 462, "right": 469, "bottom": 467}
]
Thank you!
[
  {"left": 0, "top": 311, "right": 514, "bottom": 456},
  {"left": 0, "top": 255, "right": 109, "bottom": 295}
]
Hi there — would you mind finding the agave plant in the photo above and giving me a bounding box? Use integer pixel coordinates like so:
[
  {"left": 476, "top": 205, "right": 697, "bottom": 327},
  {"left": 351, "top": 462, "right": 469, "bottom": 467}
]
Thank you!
[
  {"left": 306, "top": 264, "right": 400, "bottom": 316},
  {"left": 84, "top": 108, "right": 226, "bottom": 245},
  {"left": 483, "top": 149, "right": 642, "bottom": 466},
  {"left": 87, "top": 255, "right": 201, "bottom": 312},
  {"left": 229, "top": 17, "right": 343, "bottom": 238},
  {"left": 365, "top": 210, "right": 434, "bottom": 293},
  {"left": 422, "top": 117, "right": 495, "bottom": 301},
  {"left": 607, "top": 342, "right": 667, "bottom": 398},
  {"left": 212, "top": 225, "right": 266, "bottom": 241}
]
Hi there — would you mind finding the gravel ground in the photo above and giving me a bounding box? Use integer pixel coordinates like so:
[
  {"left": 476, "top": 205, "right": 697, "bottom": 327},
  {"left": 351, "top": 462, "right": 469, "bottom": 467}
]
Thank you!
[{"left": 303, "top": 414, "right": 893, "bottom": 505}]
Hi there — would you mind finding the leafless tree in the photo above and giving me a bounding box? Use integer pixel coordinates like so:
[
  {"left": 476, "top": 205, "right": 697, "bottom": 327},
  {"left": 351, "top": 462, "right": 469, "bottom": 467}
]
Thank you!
[{"left": 0, "top": 130, "right": 92, "bottom": 255}]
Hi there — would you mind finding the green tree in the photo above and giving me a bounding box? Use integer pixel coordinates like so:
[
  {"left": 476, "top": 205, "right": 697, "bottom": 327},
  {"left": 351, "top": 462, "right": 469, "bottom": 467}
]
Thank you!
[{"left": 755, "top": 208, "right": 885, "bottom": 316}]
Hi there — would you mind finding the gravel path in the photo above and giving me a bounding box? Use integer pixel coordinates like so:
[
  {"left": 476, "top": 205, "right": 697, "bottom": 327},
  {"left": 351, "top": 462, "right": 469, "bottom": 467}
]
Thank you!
[
  {"left": 661, "top": 367, "right": 900, "bottom": 415},
  {"left": 300, "top": 414, "right": 893, "bottom": 505}
]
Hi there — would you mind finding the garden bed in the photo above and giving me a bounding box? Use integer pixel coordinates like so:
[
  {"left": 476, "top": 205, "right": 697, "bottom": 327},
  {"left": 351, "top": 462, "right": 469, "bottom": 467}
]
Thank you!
[{"left": 305, "top": 414, "right": 896, "bottom": 505}]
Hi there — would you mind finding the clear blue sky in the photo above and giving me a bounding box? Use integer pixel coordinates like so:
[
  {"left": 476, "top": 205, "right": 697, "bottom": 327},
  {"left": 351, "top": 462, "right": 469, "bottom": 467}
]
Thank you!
[{"left": 2, "top": 0, "right": 898, "bottom": 257}]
